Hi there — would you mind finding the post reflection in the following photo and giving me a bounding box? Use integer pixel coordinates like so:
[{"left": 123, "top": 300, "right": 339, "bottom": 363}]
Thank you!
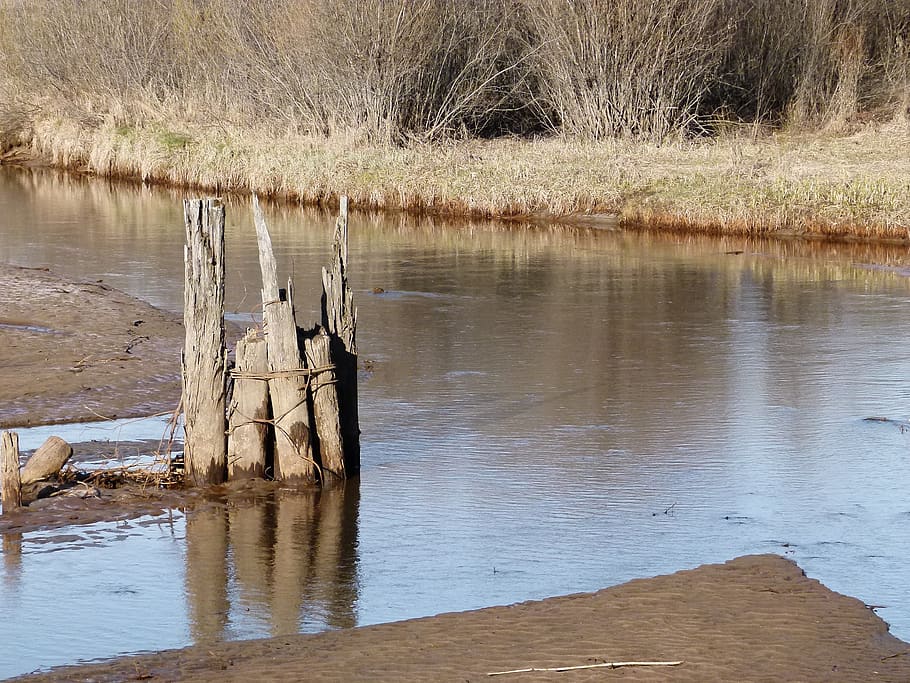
[
  {"left": 185, "top": 507, "right": 230, "bottom": 644},
  {"left": 1, "top": 532, "right": 22, "bottom": 589},
  {"left": 184, "top": 480, "right": 360, "bottom": 643}
]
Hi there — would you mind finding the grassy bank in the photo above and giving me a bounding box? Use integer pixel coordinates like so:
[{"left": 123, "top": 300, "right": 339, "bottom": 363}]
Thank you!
[
  {"left": 3, "top": 112, "right": 909, "bottom": 241},
  {"left": 1, "top": 1, "right": 908, "bottom": 240}
]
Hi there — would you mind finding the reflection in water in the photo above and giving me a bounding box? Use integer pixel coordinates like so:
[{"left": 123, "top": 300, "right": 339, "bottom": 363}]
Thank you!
[
  {"left": 2, "top": 532, "right": 22, "bottom": 587},
  {"left": 185, "top": 482, "right": 360, "bottom": 642},
  {"left": 185, "top": 508, "right": 230, "bottom": 644},
  {"left": 4, "top": 165, "right": 910, "bottom": 318}
]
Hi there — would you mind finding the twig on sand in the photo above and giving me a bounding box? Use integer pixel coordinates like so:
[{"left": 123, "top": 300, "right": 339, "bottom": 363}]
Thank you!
[
  {"left": 84, "top": 406, "right": 118, "bottom": 421},
  {"left": 882, "top": 650, "right": 910, "bottom": 661},
  {"left": 487, "top": 660, "right": 685, "bottom": 676}
]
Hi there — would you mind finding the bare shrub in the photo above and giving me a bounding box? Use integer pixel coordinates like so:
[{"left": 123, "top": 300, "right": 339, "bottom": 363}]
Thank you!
[
  {"left": 1, "top": 0, "right": 177, "bottom": 104},
  {"left": 260, "top": 0, "right": 531, "bottom": 140},
  {"left": 0, "top": 0, "right": 908, "bottom": 141},
  {"left": 717, "top": 0, "right": 910, "bottom": 128},
  {"left": 519, "top": 0, "right": 733, "bottom": 140},
  {"left": 711, "top": 0, "right": 809, "bottom": 123},
  {"left": 787, "top": 0, "right": 865, "bottom": 127},
  {"left": 866, "top": 2, "right": 910, "bottom": 120},
  {"left": 0, "top": 0, "right": 531, "bottom": 140}
]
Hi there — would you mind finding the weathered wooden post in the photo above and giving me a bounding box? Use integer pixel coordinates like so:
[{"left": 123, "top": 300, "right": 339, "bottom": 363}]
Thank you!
[
  {"left": 304, "top": 329, "right": 345, "bottom": 481},
  {"left": 227, "top": 329, "right": 271, "bottom": 479},
  {"left": 252, "top": 196, "right": 317, "bottom": 483},
  {"left": 182, "top": 198, "right": 228, "bottom": 486},
  {"left": 1, "top": 431, "right": 22, "bottom": 512},
  {"left": 322, "top": 197, "right": 360, "bottom": 476}
]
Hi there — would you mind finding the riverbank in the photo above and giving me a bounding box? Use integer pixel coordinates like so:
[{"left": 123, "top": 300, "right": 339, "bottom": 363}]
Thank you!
[
  {"left": 14, "top": 554, "right": 910, "bottom": 682},
  {"left": 2, "top": 113, "right": 910, "bottom": 242},
  {"left": 0, "top": 264, "right": 185, "bottom": 428}
]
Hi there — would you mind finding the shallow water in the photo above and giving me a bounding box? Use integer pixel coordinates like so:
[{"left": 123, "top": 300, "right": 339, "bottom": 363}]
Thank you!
[{"left": 1, "top": 167, "right": 910, "bottom": 678}]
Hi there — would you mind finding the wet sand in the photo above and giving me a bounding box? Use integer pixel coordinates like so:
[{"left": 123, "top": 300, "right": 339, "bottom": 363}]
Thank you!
[
  {"left": 14, "top": 554, "right": 910, "bottom": 682},
  {"left": 0, "top": 263, "right": 185, "bottom": 428}
]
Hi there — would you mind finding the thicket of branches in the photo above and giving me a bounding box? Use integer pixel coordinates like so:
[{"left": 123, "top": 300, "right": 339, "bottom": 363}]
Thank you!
[{"left": 0, "top": 0, "right": 907, "bottom": 141}]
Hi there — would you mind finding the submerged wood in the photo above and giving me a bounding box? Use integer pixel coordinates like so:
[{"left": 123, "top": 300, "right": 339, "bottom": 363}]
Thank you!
[
  {"left": 227, "top": 329, "right": 271, "bottom": 480},
  {"left": 304, "top": 329, "right": 345, "bottom": 481},
  {"left": 182, "top": 198, "right": 228, "bottom": 486},
  {"left": 20, "top": 436, "right": 72, "bottom": 485},
  {"left": 1, "top": 431, "right": 21, "bottom": 511},
  {"left": 321, "top": 197, "right": 360, "bottom": 476},
  {"left": 253, "top": 195, "right": 316, "bottom": 483}
]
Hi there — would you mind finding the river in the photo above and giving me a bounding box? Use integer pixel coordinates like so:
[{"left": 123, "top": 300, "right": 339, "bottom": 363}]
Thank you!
[{"left": 1, "top": 167, "right": 909, "bottom": 678}]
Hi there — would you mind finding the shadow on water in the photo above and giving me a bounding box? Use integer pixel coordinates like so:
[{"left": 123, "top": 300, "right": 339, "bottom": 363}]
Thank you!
[{"left": 185, "top": 480, "right": 360, "bottom": 644}]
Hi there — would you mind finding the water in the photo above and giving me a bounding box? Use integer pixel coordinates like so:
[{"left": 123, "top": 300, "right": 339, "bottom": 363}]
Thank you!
[{"left": 1, "top": 167, "right": 910, "bottom": 678}]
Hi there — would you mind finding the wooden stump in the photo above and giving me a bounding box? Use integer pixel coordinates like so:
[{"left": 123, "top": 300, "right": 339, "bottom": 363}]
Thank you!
[
  {"left": 253, "top": 195, "right": 316, "bottom": 483},
  {"left": 20, "top": 436, "right": 72, "bottom": 485},
  {"left": 227, "top": 329, "right": 271, "bottom": 480},
  {"left": 1, "top": 431, "right": 21, "bottom": 512},
  {"left": 304, "top": 329, "right": 345, "bottom": 481},
  {"left": 321, "top": 197, "right": 360, "bottom": 477},
  {"left": 182, "top": 198, "right": 228, "bottom": 486}
]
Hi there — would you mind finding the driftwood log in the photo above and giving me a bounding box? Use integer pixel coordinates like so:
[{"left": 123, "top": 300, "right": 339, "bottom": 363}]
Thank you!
[
  {"left": 1, "top": 431, "right": 21, "bottom": 512},
  {"left": 182, "top": 198, "right": 228, "bottom": 486},
  {"left": 227, "top": 328, "right": 271, "bottom": 479},
  {"left": 20, "top": 436, "right": 72, "bottom": 485},
  {"left": 321, "top": 197, "right": 360, "bottom": 476},
  {"left": 253, "top": 196, "right": 316, "bottom": 483}
]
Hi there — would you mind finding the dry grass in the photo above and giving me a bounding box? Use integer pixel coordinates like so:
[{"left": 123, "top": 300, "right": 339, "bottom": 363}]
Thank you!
[{"left": 10, "top": 107, "right": 909, "bottom": 241}]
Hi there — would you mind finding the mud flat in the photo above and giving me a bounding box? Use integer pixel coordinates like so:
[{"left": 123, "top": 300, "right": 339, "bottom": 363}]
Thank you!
[
  {"left": 11, "top": 554, "right": 909, "bottom": 682},
  {"left": 0, "top": 263, "right": 185, "bottom": 428}
]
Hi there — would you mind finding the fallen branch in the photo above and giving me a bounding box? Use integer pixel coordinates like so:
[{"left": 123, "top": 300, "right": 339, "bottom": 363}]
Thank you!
[{"left": 487, "top": 660, "right": 684, "bottom": 676}]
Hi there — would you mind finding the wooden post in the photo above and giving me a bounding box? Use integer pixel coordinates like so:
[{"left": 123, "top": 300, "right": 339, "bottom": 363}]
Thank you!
[
  {"left": 304, "top": 329, "right": 345, "bottom": 481},
  {"left": 20, "top": 436, "right": 72, "bottom": 485},
  {"left": 227, "top": 328, "right": 271, "bottom": 480},
  {"left": 321, "top": 197, "right": 360, "bottom": 476},
  {"left": 253, "top": 195, "right": 316, "bottom": 483},
  {"left": 1, "top": 431, "right": 22, "bottom": 512},
  {"left": 182, "top": 198, "right": 228, "bottom": 486}
]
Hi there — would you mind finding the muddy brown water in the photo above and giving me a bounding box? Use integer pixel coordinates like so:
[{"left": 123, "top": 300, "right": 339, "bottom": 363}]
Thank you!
[{"left": 1, "top": 167, "right": 910, "bottom": 678}]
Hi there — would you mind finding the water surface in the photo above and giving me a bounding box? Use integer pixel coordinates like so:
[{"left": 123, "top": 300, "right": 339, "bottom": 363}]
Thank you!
[{"left": 1, "top": 168, "right": 909, "bottom": 678}]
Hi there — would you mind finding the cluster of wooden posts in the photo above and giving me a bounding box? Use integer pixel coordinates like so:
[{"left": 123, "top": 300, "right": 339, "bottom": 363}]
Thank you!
[
  {"left": 0, "top": 195, "right": 354, "bottom": 515},
  {"left": 182, "top": 196, "right": 359, "bottom": 488}
]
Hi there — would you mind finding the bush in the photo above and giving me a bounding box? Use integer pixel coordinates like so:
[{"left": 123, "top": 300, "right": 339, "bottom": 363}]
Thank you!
[
  {"left": 715, "top": 0, "right": 910, "bottom": 127},
  {"left": 0, "top": 0, "right": 907, "bottom": 140},
  {"left": 519, "top": 0, "right": 733, "bottom": 139}
]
